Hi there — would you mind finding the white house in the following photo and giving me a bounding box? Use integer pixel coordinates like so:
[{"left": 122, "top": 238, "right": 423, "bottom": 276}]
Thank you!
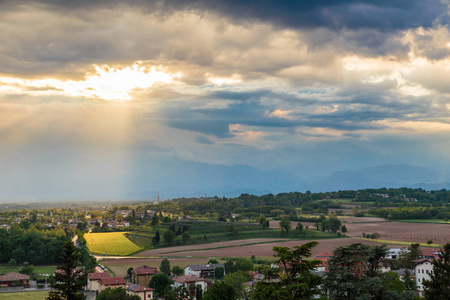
[
  {"left": 172, "top": 275, "right": 210, "bottom": 297},
  {"left": 414, "top": 258, "right": 433, "bottom": 297},
  {"left": 184, "top": 264, "right": 224, "bottom": 278}
]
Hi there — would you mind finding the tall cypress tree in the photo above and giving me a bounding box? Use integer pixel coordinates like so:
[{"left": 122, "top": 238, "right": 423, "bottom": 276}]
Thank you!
[{"left": 47, "top": 240, "right": 87, "bottom": 300}]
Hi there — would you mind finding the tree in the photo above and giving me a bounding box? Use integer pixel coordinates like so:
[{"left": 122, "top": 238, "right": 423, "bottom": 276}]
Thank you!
[
  {"left": 223, "top": 271, "right": 252, "bottom": 298},
  {"left": 279, "top": 217, "right": 291, "bottom": 234},
  {"left": 163, "top": 230, "right": 176, "bottom": 245},
  {"left": 328, "top": 215, "right": 342, "bottom": 233},
  {"left": 151, "top": 215, "right": 160, "bottom": 227},
  {"left": 399, "top": 243, "right": 421, "bottom": 269},
  {"left": 252, "top": 241, "right": 323, "bottom": 300},
  {"left": 203, "top": 281, "right": 236, "bottom": 300},
  {"left": 149, "top": 273, "right": 173, "bottom": 297},
  {"left": 208, "top": 259, "right": 219, "bottom": 264},
  {"left": 126, "top": 267, "right": 134, "bottom": 278},
  {"left": 172, "top": 265, "right": 184, "bottom": 276},
  {"left": 295, "top": 223, "right": 303, "bottom": 235},
  {"left": 152, "top": 231, "right": 160, "bottom": 245},
  {"left": 234, "top": 258, "right": 253, "bottom": 272},
  {"left": 160, "top": 258, "right": 171, "bottom": 275},
  {"left": 182, "top": 232, "right": 191, "bottom": 243},
  {"left": 424, "top": 243, "right": 450, "bottom": 299},
  {"left": 47, "top": 240, "right": 87, "bottom": 300},
  {"left": 96, "top": 287, "right": 140, "bottom": 300},
  {"left": 19, "top": 264, "right": 35, "bottom": 275},
  {"left": 341, "top": 225, "right": 347, "bottom": 233},
  {"left": 224, "top": 260, "right": 235, "bottom": 274},
  {"left": 214, "top": 266, "right": 225, "bottom": 280},
  {"left": 325, "top": 243, "right": 414, "bottom": 300}
]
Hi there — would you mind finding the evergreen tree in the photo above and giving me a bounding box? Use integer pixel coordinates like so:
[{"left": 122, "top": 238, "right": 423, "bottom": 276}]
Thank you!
[
  {"left": 160, "top": 258, "right": 171, "bottom": 275},
  {"left": 47, "top": 240, "right": 87, "bottom": 300},
  {"left": 424, "top": 243, "right": 450, "bottom": 299}
]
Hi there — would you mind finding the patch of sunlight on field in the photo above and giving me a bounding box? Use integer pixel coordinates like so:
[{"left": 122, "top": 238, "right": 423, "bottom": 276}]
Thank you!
[
  {"left": 0, "top": 291, "right": 49, "bottom": 300},
  {"left": 85, "top": 232, "right": 143, "bottom": 256},
  {"left": 360, "top": 238, "right": 442, "bottom": 247}
]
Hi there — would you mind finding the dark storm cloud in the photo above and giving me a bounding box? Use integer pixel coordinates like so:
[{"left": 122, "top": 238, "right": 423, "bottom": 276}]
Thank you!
[{"left": 3, "top": 0, "right": 446, "bottom": 31}]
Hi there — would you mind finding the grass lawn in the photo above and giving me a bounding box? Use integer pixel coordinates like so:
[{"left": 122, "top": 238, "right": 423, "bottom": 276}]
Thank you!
[
  {"left": 85, "top": 232, "right": 143, "bottom": 256},
  {"left": 0, "top": 291, "right": 49, "bottom": 300},
  {"left": 0, "top": 266, "right": 56, "bottom": 280}
]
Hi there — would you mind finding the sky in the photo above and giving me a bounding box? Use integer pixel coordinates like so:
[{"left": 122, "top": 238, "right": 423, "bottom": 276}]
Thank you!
[{"left": 1, "top": 0, "right": 450, "bottom": 200}]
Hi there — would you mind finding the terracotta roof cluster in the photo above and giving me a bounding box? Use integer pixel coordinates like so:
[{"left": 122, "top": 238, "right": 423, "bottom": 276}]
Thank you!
[
  {"left": 88, "top": 272, "right": 110, "bottom": 280},
  {"left": 126, "top": 284, "right": 155, "bottom": 292},
  {"left": 133, "top": 265, "right": 158, "bottom": 275},
  {"left": 0, "top": 272, "right": 30, "bottom": 282},
  {"left": 101, "top": 277, "right": 126, "bottom": 286}
]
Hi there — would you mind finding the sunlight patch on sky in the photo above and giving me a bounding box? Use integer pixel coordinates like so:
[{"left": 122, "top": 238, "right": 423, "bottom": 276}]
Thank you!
[{"left": 0, "top": 62, "right": 177, "bottom": 101}]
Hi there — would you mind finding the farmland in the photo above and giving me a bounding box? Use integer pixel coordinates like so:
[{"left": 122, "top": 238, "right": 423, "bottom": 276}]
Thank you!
[{"left": 84, "top": 232, "right": 142, "bottom": 256}]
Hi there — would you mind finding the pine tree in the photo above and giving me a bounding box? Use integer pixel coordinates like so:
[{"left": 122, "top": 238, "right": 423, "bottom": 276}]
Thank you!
[
  {"left": 47, "top": 240, "right": 87, "bottom": 300},
  {"left": 424, "top": 243, "right": 450, "bottom": 299}
]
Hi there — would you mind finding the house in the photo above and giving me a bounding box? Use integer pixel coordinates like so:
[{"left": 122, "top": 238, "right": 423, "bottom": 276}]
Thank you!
[
  {"left": 126, "top": 284, "right": 155, "bottom": 299},
  {"left": 116, "top": 210, "right": 133, "bottom": 218},
  {"left": 99, "top": 277, "right": 126, "bottom": 291},
  {"left": 87, "top": 272, "right": 110, "bottom": 291},
  {"left": 135, "top": 212, "right": 146, "bottom": 219},
  {"left": 414, "top": 258, "right": 433, "bottom": 297},
  {"left": 421, "top": 249, "right": 440, "bottom": 260},
  {"left": 0, "top": 272, "right": 30, "bottom": 287},
  {"left": 172, "top": 275, "right": 210, "bottom": 296},
  {"left": 131, "top": 265, "right": 159, "bottom": 286},
  {"left": 314, "top": 252, "right": 333, "bottom": 272},
  {"left": 184, "top": 264, "right": 224, "bottom": 278}
]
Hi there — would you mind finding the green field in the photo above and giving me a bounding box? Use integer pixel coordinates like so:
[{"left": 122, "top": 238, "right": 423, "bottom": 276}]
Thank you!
[
  {"left": 0, "top": 291, "right": 49, "bottom": 300},
  {"left": 0, "top": 266, "right": 56, "bottom": 280},
  {"left": 395, "top": 219, "right": 449, "bottom": 224},
  {"left": 84, "top": 232, "right": 143, "bottom": 255}
]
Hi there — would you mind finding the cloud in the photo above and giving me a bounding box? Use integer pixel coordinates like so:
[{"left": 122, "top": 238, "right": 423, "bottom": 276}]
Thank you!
[{"left": 195, "top": 135, "right": 215, "bottom": 144}]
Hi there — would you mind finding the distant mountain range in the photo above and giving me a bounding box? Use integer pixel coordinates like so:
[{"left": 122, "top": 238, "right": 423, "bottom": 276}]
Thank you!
[
  {"left": 3, "top": 160, "right": 450, "bottom": 201},
  {"left": 306, "top": 164, "right": 450, "bottom": 192},
  {"left": 125, "top": 163, "right": 450, "bottom": 199}
]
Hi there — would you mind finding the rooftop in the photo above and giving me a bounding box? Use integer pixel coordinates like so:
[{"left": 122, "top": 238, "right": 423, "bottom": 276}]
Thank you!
[
  {"left": 101, "top": 277, "right": 126, "bottom": 286},
  {"left": 0, "top": 272, "right": 30, "bottom": 282}
]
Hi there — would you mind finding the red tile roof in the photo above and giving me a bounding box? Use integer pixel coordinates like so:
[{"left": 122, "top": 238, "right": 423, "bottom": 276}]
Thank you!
[
  {"left": 133, "top": 265, "right": 158, "bottom": 275},
  {"left": 0, "top": 272, "right": 30, "bottom": 282},
  {"left": 88, "top": 273, "right": 110, "bottom": 280},
  {"left": 101, "top": 277, "right": 126, "bottom": 286}
]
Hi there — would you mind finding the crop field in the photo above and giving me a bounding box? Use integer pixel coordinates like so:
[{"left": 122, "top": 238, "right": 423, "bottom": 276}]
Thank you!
[
  {"left": 135, "top": 237, "right": 382, "bottom": 259},
  {"left": 84, "top": 232, "right": 142, "bottom": 256},
  {"left": 344, "top": 219, "right": 450, "bottom": 244}
]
